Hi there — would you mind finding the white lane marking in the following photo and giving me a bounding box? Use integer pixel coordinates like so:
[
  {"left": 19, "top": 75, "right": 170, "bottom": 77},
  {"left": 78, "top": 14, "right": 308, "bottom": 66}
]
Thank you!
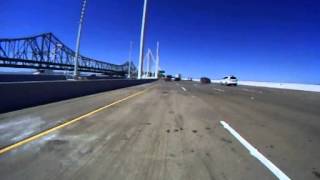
[
  {"left": 213, "top": 88, "right": 225, "bottom": 92},
  {"left": 242, "top": 88, "right": 263, "bottom": 94},
  {"left": 242, "top": 88, "right": 251, "bottom": 92},
  {"left": 181, "top": 87, "right": 187, "bottom": 92},
  {"left": 220, "top": 121, "right": 291, "bottom": 180}
]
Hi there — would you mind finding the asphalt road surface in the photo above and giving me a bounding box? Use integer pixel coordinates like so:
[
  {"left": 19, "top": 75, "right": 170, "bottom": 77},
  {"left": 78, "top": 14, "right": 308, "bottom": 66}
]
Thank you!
[{"left": 0, "top": 80, "right": 320, "bottom": 180}]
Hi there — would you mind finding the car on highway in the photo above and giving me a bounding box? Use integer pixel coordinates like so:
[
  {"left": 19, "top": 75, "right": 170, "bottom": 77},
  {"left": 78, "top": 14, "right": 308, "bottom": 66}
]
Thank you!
[
  {"left": 220, "top": 75, "right": 238, "bottom": 86},
  {"left": 186, "top": 77, "right": 192, "bottom": 81},
  {"left": 174, "top": 77, "right": 181, "bottom": 81},
  {"left": 164, "top": 75, "right": 173, "bottom": 81},
  {"left": 174, "top": 74, "right": 181, "bottom": 81},
  {"left": 200, "top": 77, "right": 211, "bottom": 84}
]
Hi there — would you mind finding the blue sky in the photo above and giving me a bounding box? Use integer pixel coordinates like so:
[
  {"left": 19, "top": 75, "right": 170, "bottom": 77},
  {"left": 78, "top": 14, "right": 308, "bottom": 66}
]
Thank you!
[{"left": 0, "top": 0, "right": 319, "bottom": 84}]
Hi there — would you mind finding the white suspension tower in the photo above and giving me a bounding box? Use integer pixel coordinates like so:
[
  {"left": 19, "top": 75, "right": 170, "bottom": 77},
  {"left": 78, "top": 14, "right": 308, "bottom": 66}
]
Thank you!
[{"left": 143, "top": 45, "right": 159, "bottom": 79}]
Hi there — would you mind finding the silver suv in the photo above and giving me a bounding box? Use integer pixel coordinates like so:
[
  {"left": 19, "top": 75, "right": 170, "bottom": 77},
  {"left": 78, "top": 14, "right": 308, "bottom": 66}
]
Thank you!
[{"left": 220, "top": 76, "right": 238, "bottom": 86}]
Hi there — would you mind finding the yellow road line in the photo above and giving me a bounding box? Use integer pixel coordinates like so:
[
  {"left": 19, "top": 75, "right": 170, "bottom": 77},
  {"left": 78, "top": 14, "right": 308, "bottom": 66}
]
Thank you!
[{"left": 0, "top": 87, "right": 151, "bottom": 155}]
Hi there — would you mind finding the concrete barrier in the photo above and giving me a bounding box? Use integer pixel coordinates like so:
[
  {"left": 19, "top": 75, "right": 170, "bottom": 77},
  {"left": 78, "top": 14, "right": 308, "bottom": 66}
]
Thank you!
[
  {"left": 0, "top": 79, "right": 156, "bottom": 113},
  {"left": 84, "top": 76, "right": 124, "bottom": 80},
  {"left": 237, "top": 81, "right": 320, "bottom": 92},
  {"left": 0, "top": 74, "right": 66, "bottom": 82},
  {"left": 191, "top": 78, "right": 320, "bottom": 92}
]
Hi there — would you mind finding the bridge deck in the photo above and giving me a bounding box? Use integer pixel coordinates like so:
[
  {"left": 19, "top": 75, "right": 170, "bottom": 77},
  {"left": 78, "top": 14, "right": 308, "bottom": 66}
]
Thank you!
[{"left": 0, "top": 81, "right": 320, "bottom": 180}]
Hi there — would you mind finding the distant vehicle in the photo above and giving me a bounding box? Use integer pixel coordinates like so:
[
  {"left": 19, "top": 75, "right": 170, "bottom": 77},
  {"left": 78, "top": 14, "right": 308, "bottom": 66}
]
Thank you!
[
  {"left": 220, "top": 76, "right": 238, "bottom": 86},
  {"left": 174, "top": 77, "right": 181, "bottom": 81},
  {"left": 200, "top": 77, "right": 211, "bottom": 84},
  {"left": 164, "top": 75, "right": 173, "bottom": 81},
  {"left": 32, "top": 69, "right": 54, "bottom": 75},
  {"left": 174, "top": 74, "right": 181, "bottom": 81}
]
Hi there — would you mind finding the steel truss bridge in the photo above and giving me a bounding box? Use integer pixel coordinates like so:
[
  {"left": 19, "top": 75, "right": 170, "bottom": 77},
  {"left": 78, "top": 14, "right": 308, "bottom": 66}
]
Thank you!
[{"left": 0, "top": 33, "right": 137, "bottom": 76}]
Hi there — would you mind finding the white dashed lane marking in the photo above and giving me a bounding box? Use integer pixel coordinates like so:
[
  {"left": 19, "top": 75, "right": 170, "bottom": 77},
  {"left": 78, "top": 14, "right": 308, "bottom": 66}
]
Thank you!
[
  {"left": 213, "top": 88, "right": 225, "bottom": 92},
  {"left": 242, "top": 88, "right": 263, "bottom": 94},
  {"left": 220, "top": 121, "right": 291, "bottom": 180}
]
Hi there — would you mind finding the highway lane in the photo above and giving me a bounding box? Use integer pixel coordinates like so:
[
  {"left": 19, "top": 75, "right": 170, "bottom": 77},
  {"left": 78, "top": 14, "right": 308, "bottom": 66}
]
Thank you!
[
  {"left": 0, "top": 80, "right": 319, "bottom": 179},
  {"left": 180, "top": 81, "right": 320, "bottom": 180},
  {"left": 0, "top": 83, "right": 152, "bottom": 148}
]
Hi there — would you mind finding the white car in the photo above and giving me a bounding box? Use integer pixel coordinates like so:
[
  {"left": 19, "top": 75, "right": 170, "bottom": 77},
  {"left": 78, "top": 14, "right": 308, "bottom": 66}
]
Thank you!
[{"left": 220, "top": 76, "right": 238, "bottom": 86}]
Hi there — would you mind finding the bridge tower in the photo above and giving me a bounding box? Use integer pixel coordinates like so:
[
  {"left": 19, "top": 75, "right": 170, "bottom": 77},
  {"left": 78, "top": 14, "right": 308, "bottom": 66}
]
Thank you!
[{"left": 141, "top": 44, "right": 159, "bottom": 79}]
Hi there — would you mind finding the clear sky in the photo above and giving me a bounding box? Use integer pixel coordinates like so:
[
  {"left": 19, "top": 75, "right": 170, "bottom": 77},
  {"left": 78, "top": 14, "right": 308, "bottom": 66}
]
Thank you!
[{"left": 0, "top": 0, "right": 319, "bottom": 84}]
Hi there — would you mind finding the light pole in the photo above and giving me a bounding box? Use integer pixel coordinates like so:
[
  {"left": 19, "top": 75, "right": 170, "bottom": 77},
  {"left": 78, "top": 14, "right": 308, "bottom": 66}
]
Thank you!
[
  {"left": 73, "top": 0, "right": 88, "bottom": 79},
  {"left": 155, "top": 41, "right": 159, "bottom": 79},
  {"left": 138, "top": 0, "right": 148, "bottom": 79},
  {"left": 146, "top": 49, "right": 151, "bottom": 78},
  {"left": 128, "top": 41, "right": 133, "bottom": 78}
]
